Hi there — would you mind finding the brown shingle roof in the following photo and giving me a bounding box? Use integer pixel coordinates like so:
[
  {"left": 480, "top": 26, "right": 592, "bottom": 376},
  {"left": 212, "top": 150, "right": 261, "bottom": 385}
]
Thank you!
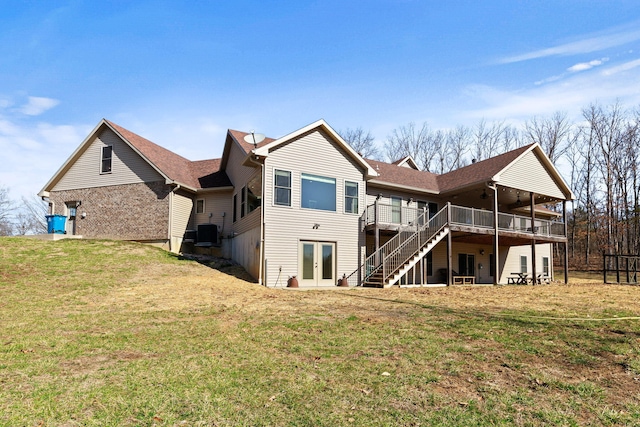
[
  {"left": 105, "top": 120, "right": 230, "bottom": 190},
  {"left": 365, "top": 144, "right": 533, "bottom": 194},
  {"left": 436, "top": 144, "right": 532, "bottom": 193},
  {"left": 366, "top": 159, "right": 439, "bottom": 192}
]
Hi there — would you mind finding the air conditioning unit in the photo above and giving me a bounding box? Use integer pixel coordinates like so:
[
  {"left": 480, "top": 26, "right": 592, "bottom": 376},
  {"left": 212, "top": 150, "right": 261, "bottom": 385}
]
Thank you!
[{"left": 195, "top": 224, "right": 218, "bottom": 247}]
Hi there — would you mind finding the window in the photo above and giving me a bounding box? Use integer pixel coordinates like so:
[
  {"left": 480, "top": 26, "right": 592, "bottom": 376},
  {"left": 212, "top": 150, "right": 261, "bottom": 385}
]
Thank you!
[
  {"left": 344, "top": 181, "right": 358, "bottom": 214},
  {"left": 196, "top": 199, "right": 205, "bottom": 214},
  {"left": 301, "top": 173, "right": 336, "bottom": 211},
  {"left": 458, "top": 253, "right": 475, "bottom": 276},
  {"left": 391, "top": 196, "right": 402, "bottom": 223},
  {"left": 520, "top": 255, "right": 528, "bottom": 273},
  {"left": 240, "top": 186, "right": 246, "bottom": 218},
  {"left": 246, "top": 174, "right": 262, "bottom": 214},
  {"left": 232, "top": 194, "right": 237, "bottom": 222},
  {"left": 101, "top": 146, "right": 113, "bottom": 174},
  {"left": 274, "top": 169, "right": 291, "bottom": 206},
  {"left": 542, "top": 257, "right": 550, "bottom": 276}
]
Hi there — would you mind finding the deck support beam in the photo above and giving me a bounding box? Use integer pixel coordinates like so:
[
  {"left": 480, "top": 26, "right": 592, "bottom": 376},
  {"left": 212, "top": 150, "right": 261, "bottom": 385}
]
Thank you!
[
  {"left": 563, "top": 200, "right": 569, "bottom": 284},
  {"left": 447, "top": 202, "right": 452, "bottom": 286},
  {"left": 530, "top": 192, "right": 537, "bottom": 283},
  {"left": 492, "top": 183, "right": 499, "bottom": 285}
]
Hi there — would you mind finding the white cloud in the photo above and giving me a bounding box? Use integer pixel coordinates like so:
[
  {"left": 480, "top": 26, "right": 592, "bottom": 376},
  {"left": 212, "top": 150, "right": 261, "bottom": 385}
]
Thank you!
[
  {"left": 460, "top": 59, "right": 640, "bottom": 123},
  {"left": 500, "top": 23, "right": 640, "bottom": 64},
  {"left": 0, "top": 118, "right": 91, "bottom": 200},
  {"left": 567, "top": 58, "right": 608, "bottom": 72},
  {"left": 602, "top": 58, "right": 640, "bottom": 76},
  {"left": 20, "top": 96, "right": 60, "bottom": 116}
]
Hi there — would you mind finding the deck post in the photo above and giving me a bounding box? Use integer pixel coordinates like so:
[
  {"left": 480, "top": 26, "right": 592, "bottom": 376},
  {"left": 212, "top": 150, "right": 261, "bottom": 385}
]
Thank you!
[
  {"left": 446, "top": 202, "right": 452, "bottom": 286},
  {"left": 530, "top": 192, "right": 537, "bottom": 283},
  {"left": 374, "top": 199, "right": 380, "bottom": 265},
  {"left": 563, "top": 200, "right": 569, "bottom": 284},
  {"left": 492, "top": 183, "right": 499, "bottom": 285}
]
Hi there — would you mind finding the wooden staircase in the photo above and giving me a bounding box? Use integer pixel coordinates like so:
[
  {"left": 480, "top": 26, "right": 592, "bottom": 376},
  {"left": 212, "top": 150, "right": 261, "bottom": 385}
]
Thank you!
[
  {"left": 358, "top": 206, "right": 449, "bottom": 288},
  {"left": 363, "top": 227, "right": 449, "bottom": 287}
]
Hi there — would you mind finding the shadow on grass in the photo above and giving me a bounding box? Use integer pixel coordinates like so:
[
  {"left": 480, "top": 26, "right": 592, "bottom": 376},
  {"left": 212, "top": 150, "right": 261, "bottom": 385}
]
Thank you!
[{"left": 177, "top": 253, "right": 258, "bottom": 283}]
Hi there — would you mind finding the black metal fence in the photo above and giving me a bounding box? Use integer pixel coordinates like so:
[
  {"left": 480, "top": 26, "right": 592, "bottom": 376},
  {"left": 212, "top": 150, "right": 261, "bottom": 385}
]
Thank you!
[{"left": 603, "top": 254, "right": 640, "bottom": 284}]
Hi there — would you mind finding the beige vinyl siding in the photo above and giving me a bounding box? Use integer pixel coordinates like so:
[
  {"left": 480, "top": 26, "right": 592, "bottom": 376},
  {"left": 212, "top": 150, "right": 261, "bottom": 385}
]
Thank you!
[
  {"left": 53, "top": 128, "right": 163, "bottom": 191},
  {"left": 170, "top": 191, "right": 193, "bottom": 252},
  {"left": 263, "top": 129, "right": 366, "bottom": 287},
  {"left": 499, "top": 243, "right": 553, "bottom": 284},
  {"left": 499, "top": 151, "right": 566, "bottom": 199},
  {"left": 225, "top": 143, "right": 262, "bottom": 234},
  {"left": 192, "top": 190, "right": 232, "bottom": 236},
  {"left": 365, "top": 187, "right": 443, "bottom": 210},
  {"left": 232, "top": 226, "right": 261, "bottom": 279}
]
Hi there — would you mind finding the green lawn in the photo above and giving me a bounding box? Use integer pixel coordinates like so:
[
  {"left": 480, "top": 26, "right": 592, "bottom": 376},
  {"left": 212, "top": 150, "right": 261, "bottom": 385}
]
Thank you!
[{"left": 1, "top": 237, "right": 639, "bottom": 426}]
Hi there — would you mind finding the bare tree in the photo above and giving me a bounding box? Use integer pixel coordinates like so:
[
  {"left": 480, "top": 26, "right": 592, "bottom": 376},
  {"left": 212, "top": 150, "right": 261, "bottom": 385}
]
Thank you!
[
  {"left": 444, "top": 125, "right": 471, "bottom": 171},
  {"left": 524, "top": 111, "right": 571, "bottom": 164},
  {"left": 385, "top": 122, "right": 432, "bottom": 170},
  {"left": 472, "top": 119, "right": 506, "bottom": 161},
  {"left": 13, "top": 196, "right": 48, "bottom": 235},
  {"left": 340, "top": 127, "right": 380, "bottom": 160},
  {"left": 0, "top": 185, "right": 15, "bottom": 236}
]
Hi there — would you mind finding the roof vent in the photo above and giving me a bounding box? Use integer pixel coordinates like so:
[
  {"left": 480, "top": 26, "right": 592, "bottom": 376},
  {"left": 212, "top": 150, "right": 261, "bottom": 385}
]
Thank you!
[{"left": 472, "top": 158, "right": 477, "bottom": 164}]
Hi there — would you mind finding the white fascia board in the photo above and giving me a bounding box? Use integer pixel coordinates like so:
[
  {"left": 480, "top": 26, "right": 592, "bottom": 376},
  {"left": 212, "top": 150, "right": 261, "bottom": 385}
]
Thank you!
[
  {"left": 38, "top": 119, "right": 109, "bottom": 195},
  {"left": 494, "top": 143, "right": 575, "bottom": 200},
  {"left": 254, "top": 119, "right": 378, "bottom": 178}
]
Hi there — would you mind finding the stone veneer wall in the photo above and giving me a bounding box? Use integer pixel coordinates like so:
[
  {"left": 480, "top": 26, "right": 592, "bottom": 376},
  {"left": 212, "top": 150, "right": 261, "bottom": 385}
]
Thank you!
[{"left": 49, "top": 181, "right": 172, "bottom": 240}]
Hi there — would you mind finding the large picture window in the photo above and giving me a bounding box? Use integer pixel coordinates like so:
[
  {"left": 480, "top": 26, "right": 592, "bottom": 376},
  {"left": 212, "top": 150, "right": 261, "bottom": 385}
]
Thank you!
[
  {"left": 301, "top": 173, "right": 336, "bottom": 211},
  {"left": 274, "top": 169, "right": 291, "bottom": 206}
]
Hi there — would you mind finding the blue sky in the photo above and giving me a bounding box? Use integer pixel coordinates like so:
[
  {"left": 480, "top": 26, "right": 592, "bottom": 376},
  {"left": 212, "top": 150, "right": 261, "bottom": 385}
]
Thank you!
[{"left": 1, "top": 1, "right": 640, "bottom": 200}]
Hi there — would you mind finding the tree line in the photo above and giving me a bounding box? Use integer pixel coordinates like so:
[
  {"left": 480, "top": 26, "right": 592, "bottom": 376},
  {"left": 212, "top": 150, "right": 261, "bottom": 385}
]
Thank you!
[
  {"left": 341, "top": 101, "right": 640, "bottom": 270},
  {"left": 0, "top": 186, "right": 47, "bottom": 236}
]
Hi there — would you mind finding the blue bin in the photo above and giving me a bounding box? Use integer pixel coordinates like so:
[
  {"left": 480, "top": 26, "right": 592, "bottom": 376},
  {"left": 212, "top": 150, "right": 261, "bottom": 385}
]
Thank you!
[{"left": 45, "top": 215, "right": 67, "bottom": 234}]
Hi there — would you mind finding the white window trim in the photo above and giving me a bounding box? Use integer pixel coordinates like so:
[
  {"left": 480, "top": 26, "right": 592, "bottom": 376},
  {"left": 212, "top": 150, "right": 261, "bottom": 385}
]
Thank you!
[
  {"left": 344, "top": 180, "right": 359, "bottom": 214},
  {"left": 196, "top": 199, "right": 205, "bottom": 214},
  {"left": 300, "top": 172, "right": 337, "bottom": 212},
  {"left": 274, "top": 169, "right": 292, "bottom": 207}
]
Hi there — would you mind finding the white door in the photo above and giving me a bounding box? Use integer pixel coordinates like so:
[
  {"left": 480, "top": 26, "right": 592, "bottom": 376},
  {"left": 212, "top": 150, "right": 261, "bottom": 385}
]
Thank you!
[{"left": 299, "top": 241, "right": 336, "bottom": 286}]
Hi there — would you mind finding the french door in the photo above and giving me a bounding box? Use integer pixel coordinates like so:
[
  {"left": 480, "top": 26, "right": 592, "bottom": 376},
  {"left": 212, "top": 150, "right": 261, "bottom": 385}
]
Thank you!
[{"left": 299, "top": 241, "right": 336, "bottom": 286}]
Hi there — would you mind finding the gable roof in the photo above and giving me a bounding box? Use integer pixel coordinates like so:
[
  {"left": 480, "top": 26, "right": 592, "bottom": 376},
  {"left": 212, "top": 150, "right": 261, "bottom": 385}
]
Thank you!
[
  {"left": 366, "top": 158, "right": 439, "bottom": 194},
  {"left": 254, "top": 119, "right": 378, "bottom": 178},
  {"left": 392, "top": 155, "right": 420, "bottom": 170},
  {"left": 437, "top": 144, "right": 532, "bottom": 193},
  {"left": 39, "top": 119, "right": 231, "bottom": 196},
  {"left": 365, "top": 142, "right": 574, "bottom": 201}
]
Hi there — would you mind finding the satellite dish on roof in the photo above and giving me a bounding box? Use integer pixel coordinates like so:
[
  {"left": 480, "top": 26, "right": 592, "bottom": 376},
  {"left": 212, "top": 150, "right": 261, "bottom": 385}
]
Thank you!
[{"left": 244, "top": 130, "right": 265, "bottom": 149}]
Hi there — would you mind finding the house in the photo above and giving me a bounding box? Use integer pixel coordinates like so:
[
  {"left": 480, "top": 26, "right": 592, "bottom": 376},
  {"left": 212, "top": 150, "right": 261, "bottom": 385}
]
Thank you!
[{"left": 39, "top": 118, "right": 574, "bottom": 287}]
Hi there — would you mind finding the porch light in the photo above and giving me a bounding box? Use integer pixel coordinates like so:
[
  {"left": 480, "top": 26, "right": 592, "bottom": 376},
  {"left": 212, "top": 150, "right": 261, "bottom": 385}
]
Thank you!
[{"left": 480, "top": 190, "right": 488, "bottom": 199}]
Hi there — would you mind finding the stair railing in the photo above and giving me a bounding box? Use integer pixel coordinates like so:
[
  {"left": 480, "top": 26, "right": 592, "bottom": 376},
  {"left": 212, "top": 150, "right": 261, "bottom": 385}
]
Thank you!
[{"left": 342, "top": 205, "right": 449, "bottom": 286}]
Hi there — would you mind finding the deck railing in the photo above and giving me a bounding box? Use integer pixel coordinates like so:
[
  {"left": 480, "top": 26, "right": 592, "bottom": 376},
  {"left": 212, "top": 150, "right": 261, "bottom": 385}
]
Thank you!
[
  {"left": 363, "top": 203, "right": 565, "bottom": 238},
  {"left": 361, "top": 203, "right": 427, "bottom": 228}
]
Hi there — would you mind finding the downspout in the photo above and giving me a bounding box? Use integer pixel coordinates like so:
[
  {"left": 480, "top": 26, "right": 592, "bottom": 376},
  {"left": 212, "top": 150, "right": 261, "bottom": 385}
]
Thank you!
[
  {"left": 258, "top": 161, "right": 266, "bottom": 286},
  {"left": 169, "top": 184, "right": 182, "bottom": 253}
]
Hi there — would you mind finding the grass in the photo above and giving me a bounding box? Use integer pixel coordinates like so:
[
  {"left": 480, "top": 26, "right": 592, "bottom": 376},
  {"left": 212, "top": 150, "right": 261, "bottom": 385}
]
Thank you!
[{"left": 1, "top": 237, "right": 640, "bottom": 426}]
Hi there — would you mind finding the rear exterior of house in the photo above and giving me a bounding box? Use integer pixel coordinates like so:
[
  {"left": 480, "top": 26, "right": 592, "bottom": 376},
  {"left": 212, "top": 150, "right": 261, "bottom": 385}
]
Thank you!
[{"left": 40, "top": 118, "right": 573, "bottom": 288}]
